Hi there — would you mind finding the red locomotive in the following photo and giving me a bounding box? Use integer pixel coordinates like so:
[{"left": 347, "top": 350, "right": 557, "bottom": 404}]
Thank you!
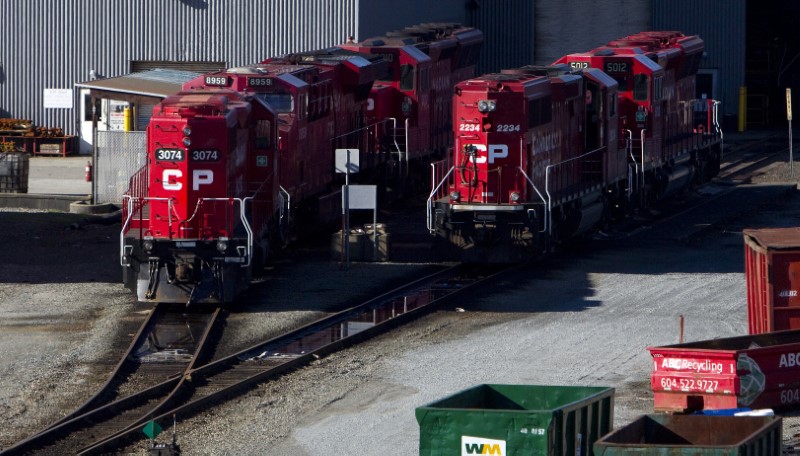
[
  {"left": 340, "top": 23, "right": 483, "bottom": 181},
  {"left": 121, "top": 24, "right": 483, "bottom": 305},
  {"left": 429, "top": 31, "right": 723, "bottom": 262}
]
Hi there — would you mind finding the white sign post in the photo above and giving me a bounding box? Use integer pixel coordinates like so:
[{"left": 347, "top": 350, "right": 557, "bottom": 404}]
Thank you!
[
  {"left": 788, "top": 88, "right": 793, "bottom": 177},
  {"left": 335, "top": 149, "right": 360, "bottom": 266}
]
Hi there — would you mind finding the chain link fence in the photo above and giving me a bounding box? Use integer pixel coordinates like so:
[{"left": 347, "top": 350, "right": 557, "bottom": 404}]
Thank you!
[{"left": 94, "top": 131, "right": 147, "bottom": 204}]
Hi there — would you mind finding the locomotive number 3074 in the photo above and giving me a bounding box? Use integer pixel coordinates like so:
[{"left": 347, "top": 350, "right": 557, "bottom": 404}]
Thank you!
[{"left": 191, "top": 150, "right": 220, "bottom": 161}]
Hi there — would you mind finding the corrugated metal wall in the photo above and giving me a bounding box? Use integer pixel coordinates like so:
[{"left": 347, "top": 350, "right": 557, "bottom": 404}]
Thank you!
[
  {"left": 0, "top": 0, "right": 361, "bottom": 142},
  {"left": 468, "top": 0, "right": 535, "bottom": 74},
  {"left": 653, "top": 0, "right": 746, "bottom": 122},
  {"left": 534, "top": 0, "right": 651, "bottom": 65},
  {"left": 0, "top": 0, "right": 748, "bottom": 144},
  {"left": 358, "top": 0, "right": 467, "bottom": 40}
]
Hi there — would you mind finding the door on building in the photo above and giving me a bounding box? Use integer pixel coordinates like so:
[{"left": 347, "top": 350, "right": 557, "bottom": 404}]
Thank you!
[
  {"left": 79, "top": 89, "right": 100, "bottom": 154},
  {"left": 78, "top": 90, "right": 130, "bottom": 154}
]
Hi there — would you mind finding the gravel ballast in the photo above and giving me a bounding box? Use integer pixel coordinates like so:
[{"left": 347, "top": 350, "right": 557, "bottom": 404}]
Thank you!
[{"left": 3, "top": 161, "right": 800, "bottom": 454}]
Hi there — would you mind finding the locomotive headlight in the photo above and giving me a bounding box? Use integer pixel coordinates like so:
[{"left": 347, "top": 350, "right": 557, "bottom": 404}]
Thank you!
[
  {"left": 216, "top": 237, "right": 229, "bottom": 253},
  {"left": 477, "top": 100, "right": 496, "bottom": 113},
  {"left": 449, "top": 190, "right": 461, "bottom": 202},
  {"left": 510, "top": 191, "right": 521, "bottom": 203},
  {"left": 182, "top": 137, "right": 192, "bottom": 147},
  {"left": 182, "top": 126, "right": 192, "bottom": 136},
  {"left": 143, "top": 236, "right": 154, "bottom": 253}
]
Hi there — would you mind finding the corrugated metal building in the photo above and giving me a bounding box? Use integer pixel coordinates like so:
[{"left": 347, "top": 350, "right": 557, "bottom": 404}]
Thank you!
[
  {"left": 653, "top": 0, "right": 747, "bottom": 129},
  {"left": 0, "top": 0, "right": 782, "bottom": 155},
  {"left": 0, "top": 0, "right": 469, "bottom": 154}
]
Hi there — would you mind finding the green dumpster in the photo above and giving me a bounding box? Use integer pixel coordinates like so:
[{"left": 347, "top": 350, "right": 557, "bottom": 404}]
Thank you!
[{"left": 415, "top": 384, "right": 615, "bottom": 456}]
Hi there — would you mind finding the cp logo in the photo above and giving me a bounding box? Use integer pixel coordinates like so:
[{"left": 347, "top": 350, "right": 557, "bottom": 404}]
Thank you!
[
  {"left": 470, "top": 144, "right": 509, "bottom": 164},
  {"left": 162, "top": 169, "right": 214, "bottom": 191}
]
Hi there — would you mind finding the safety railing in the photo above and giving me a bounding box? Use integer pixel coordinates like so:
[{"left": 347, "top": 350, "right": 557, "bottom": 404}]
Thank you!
[
  {"left": 120, "top": 196, "right": 175, "bottom": 267},
  {"left": 544, "top": 147, "right": 606, "bottom": 236},
  {"left": 120, "top": 196, "right": 253, "bottom": 268},
  {"left": 197, "top": 197, "right": 253, "bottom": 267},
  {"left": 517, "top": 167, "right": 548, "bottom": 234},
  {"left": 427, "top": 159, "right": 454, "bottom": 233}
]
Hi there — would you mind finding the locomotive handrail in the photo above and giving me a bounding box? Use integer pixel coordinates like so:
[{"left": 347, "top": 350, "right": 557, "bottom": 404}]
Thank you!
[
  {"left": 517, "top": 167, "right": 548, "bottom": 234},
  {"left": 119, "top": 196, "right": 170, "bottom": 265},
  {"left": 516, "top": 135, "right": 548, "bottom": 233},
  {"left": 195, "top": 197, "right": 254, "bottom": 268},
  {"left": 119, "top": 196, "right": 174, "bottom": 265},
  {"left": 641, "top": 128, "right": 646, "bottom": 174},
  {"left": 120, "top": 196, "right": 135, "bottom": 267},
  {"left": 640, "top": 128, "right": 647, "bottom": 201},
  {"left": 279, "top": 185, "right": 291, "bottom": 238},
  {"left": 403, "top": 117, "right": 410, "bottom": 165},
  {"left": 427, "top": 164, "right": 455, "bottom": 233},
  {"left": 385, "top": 117, "right": 408, "bottom": 166},
  {"left": 543, "top": 146, "right": 606, "bottom": 236},
  {"left": 710, "top": 99, "right": 723, "bottom": 159},
  {"left": 625, "top": 129, "right": 637, "bottom": 198}
]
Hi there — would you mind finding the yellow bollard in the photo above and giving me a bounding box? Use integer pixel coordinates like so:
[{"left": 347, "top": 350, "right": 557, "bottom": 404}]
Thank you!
[
  {"left": 123, "top": 107, "right": 132, "bottom": 132},
  {"left": 738, "top": 86, "right": 747, "bottom": 132}
]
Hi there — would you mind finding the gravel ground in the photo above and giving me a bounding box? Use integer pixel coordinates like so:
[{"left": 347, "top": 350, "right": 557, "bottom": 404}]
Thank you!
[{"left": 4, "top": 139, "right": 800, "bottom": 454}]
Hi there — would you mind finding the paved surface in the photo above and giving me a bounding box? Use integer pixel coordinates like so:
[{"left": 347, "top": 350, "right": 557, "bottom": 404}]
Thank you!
[
  {"left": 26, "top": 156, "right": 92, "bottom": 196},
  {"left": 0, "top": 155, "right": 94, "bottom": 211}
]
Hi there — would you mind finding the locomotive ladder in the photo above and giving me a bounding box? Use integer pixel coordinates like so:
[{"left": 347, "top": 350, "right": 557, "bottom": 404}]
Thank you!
[{"left": 387, "top": 117, "right": 409, "bottom": 175}]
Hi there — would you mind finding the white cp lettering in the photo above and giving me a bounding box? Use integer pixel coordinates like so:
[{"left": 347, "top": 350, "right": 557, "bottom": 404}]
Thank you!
[
  {"left": 488, "top": 144, "right": 508, "bottom": 163},
  {"left": 162, "top": 169, "right": 183, "bottom": 191},
  {"left": 192, "top": 170, "right": 214, "bottom": 190},
  {"left": 161, "top": 169, "right": 214, "bottom": 191}
]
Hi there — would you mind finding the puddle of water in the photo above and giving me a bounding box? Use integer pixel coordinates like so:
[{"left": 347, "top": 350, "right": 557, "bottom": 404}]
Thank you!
[{"left": 245, "top": 273, "right": 480, "bottom": 360}]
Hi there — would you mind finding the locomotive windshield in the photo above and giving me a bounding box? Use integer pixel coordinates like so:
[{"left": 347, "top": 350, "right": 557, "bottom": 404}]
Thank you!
[
  {"left": 633, "top": 74, "right": 648, "bottom": 101},
  {"left": 256, "top": 92, "right": 293, "bottom": 113}
]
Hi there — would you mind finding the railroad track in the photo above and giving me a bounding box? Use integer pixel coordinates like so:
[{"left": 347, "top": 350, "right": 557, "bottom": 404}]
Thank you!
[
  {"left": 3, "top": 264, "right": 512, "bottom": 455},
  {"left": 718, "top": 132, "right": 789, "bottom": 182},
  {"left": 3, "top": 306, "right": 224, "bottom": 455}
]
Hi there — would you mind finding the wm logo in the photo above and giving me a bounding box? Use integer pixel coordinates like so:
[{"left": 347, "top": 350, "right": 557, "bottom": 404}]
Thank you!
[{"left": 462, "top": 436, "right": 506, "bottom": 455}]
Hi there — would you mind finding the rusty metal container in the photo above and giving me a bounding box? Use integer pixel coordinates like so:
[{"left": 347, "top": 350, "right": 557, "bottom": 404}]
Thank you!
[
  {"left": 744, "top": 228, "right": 800, "bottom": 334},
  {"left": 330, "top": 229, "right": 367, "bottom": 261},
  {"left": 649, "top": 329, "right": 800, "bottom": 412},
  {"left": 594, "top": 414, "right": 782, "bottom": 455},
  {"left": 0, "top": 152, "right": 29, "bottom": 193}
]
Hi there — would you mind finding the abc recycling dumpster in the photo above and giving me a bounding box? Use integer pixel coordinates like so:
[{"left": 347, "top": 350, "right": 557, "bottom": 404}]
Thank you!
[{"left": 415, "top": 384, "right": 614, "bottom": 455}]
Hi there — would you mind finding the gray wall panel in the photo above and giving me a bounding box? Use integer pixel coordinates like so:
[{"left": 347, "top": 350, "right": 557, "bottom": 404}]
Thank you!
[
  {"left": 0, "top": 0, "right": 482, "bottom": 140},
  {"left": 0, "top": 0, "right": 361, "bottom": 141},
  {"left": 653, "top": 0, "right": 746, "bottom": 120},
  {"left": 468, "top": 0, "right": 535, "bottom": 74},
  {"left": 535, "top": 0, "right": 650, "bottom": 65},
  {"left": 358, "top": 0, "right": 467, "bottom": 40}
]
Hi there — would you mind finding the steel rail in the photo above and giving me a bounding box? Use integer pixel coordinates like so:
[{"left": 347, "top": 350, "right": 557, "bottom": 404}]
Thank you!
[
  {"left": 77, "top": 264, "right": 514, "bottom": 454},
  {"left": 2, "top": 307, "right": 223, "bottom": 456}
]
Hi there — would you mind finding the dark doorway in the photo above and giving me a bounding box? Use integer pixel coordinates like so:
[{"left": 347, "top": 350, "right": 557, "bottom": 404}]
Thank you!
[{"left": 746, "top": 0, "right": 800, "bottom": 127}]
